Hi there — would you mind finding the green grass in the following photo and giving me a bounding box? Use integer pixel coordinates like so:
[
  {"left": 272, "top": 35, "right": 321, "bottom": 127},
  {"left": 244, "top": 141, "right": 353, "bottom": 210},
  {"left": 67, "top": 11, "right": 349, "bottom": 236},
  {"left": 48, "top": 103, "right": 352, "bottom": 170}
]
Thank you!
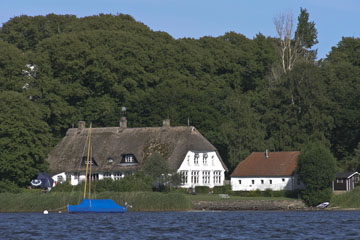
[
  {"left": 330, "top": 186, "right": 360, "bottom": 208},
  {"left": 0, "top": 190, "right": 76, "bottom": 212},
  {"left": 0, "top": 190, "right": 192, "bottom": 212}
]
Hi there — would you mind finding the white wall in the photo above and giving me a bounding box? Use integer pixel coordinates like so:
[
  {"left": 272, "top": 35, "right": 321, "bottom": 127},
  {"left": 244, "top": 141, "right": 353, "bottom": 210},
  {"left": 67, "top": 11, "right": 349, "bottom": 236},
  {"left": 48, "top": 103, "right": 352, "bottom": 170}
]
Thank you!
[
  {"left": 231, "top": 175, "right": 305, "bottom": 191},
  {"left": 52, "top": 172, "right": 66, "bottom": 186},
  {"left": 177, "top": 151, "right": 226, "bottom": 188},
  {"left": 52, "top": 172, "right": 125, "bottom": 186}
]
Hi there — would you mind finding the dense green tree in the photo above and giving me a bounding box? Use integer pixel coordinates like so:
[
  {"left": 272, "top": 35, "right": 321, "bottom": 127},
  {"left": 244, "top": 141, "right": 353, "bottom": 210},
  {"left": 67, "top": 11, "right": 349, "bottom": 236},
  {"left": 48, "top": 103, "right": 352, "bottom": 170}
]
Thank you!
[
  {"left": 0, "top": 14, "right": 77, "bottom": 50},
  {"left": 342, "top": 142, "right": 360, "bottom": 172},
  {"left": 0, "top": 40, "right": 27, "bottom": 91},
  {"left": 323, "top": 37, "right": 360, "bottom": 161},
  {"left": 141, "top": 152, "right": 169, "bottom": 178},
  {"left": 263, "top": 62, "right": 333, "bottom": 151},
  {"left": 221, "top": 92, "right": 266, "bottom": 170},
  {"left": 0, "top": 91, "right": 52, "bottom": 187},
  {"left": 295, "top": 8, "right": 318, "bottom": 50},
  {"left": 297, "top": 142, "right": 337, "bottom": 206}
]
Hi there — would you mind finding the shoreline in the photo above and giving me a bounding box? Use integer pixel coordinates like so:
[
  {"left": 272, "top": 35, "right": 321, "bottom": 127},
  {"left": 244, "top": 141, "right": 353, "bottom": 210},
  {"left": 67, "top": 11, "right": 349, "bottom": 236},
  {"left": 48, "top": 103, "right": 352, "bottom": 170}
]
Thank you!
[
  {"left": 3, "top": 202, "right": 360, "bottom": 213},
  {"left": 192, "top": 199, "right": 306, "bottom": 211},
  {"left": 1, "top": 190, "right": 359, "bottom": 213}
]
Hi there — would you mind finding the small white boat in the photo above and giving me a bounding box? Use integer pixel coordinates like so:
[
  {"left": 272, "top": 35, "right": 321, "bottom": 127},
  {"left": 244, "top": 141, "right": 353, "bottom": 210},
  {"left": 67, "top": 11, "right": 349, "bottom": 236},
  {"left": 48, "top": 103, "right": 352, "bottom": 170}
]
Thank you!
[{"left": 316, "top": 202, "right": 329, "bottom": 208}]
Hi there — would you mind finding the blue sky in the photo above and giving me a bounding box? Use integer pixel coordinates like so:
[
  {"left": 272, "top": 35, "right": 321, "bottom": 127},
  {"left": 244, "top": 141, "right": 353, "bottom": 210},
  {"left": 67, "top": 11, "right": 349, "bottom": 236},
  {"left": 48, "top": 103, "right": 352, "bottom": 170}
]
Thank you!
[{"left": 1, "top": 0, "right": 359, "bottom": 59}]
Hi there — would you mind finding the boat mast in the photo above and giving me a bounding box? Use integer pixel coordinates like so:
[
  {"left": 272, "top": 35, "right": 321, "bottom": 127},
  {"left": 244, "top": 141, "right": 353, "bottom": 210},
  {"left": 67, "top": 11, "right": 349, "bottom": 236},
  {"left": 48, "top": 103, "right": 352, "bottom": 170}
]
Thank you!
[
  {"left": 83, "top": 122, "right": 92, "bottom": 199},
  {"left": 89, "top": 145, "right": 93, "bottom": 200}
]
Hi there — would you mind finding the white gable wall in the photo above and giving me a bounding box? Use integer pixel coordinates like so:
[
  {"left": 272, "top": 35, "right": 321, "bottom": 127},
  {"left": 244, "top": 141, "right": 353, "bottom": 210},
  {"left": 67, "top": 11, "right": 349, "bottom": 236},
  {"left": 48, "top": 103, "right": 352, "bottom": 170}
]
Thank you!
[
  {"left": 52, "top": 172, "right": 66, "bottom": 185},
  {"left": 177, "top": 151, "right": 226, "bottom": 188},
  {"left": 231, "top": 175, "right": 305, "bottom": 191}
]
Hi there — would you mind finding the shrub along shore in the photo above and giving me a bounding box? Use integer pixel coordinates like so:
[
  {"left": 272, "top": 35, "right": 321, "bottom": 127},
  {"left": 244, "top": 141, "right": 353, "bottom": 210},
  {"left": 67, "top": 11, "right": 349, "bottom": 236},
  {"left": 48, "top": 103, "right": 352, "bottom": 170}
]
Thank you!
[{"left": 1, "top": 185, "right": 359, "bottom": 213}]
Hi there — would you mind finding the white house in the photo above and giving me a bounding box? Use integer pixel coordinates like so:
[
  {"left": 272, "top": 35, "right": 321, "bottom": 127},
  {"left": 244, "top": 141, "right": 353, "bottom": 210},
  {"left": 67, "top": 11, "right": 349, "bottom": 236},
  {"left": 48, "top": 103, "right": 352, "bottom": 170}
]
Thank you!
[
  {"left": 177, "top": 151, "right": 226, "bottom": 188},
  {"left": 48, "top": 118, "right": 228, "bottom": 187},
  {"left": 230, "top": 151, "right": 305, "bottom": 191}
]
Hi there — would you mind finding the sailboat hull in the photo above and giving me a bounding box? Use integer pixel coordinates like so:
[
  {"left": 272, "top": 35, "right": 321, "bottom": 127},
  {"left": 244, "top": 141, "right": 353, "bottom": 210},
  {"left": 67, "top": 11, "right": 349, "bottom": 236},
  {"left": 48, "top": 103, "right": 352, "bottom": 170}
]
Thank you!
[{"left": 68, "top": 199, "right": 127, "bottom": 213}]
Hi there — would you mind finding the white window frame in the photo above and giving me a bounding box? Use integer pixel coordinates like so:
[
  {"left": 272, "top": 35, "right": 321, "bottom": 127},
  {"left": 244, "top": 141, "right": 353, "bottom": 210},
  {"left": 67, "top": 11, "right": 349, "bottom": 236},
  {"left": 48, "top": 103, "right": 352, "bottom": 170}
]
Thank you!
[
  {"left": 191, "top": 171, "right": 199, "bottom": 184},
  {"left": 180, "top": 171, "right": 188, "bottom": 184},
  {"left": 194, "top": 153, "right": 199, "bottom": 165},
  {"left": 125, "top": 155, "right": 134, "bottom": 163},
  {"left": 214, "top": 171, "right": 221, "bottom": 184},
  {"left": 103, "top": 173, "right": 112, "bottom": 179},
  {"left": 114, "top": 173, "right": 122, "bottom": 180},
  {"left": 203, "top": 153, "right": 208, "bottom": 165},
  {"left": 202, "top": 170, "right": 210, "bottom": 184}
]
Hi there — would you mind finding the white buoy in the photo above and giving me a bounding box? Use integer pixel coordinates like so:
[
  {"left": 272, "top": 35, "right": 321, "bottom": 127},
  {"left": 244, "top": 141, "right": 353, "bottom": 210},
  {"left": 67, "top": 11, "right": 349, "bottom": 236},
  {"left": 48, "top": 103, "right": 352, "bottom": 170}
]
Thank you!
[{"left": 43, "top": 210, "right": 48, "bottom": 215}]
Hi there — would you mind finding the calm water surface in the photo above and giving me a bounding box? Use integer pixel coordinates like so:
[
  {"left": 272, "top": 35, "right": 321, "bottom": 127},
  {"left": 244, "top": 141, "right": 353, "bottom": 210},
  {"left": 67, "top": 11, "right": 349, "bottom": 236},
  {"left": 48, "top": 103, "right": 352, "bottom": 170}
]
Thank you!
[{"left": 1, "top": 211, "right": 360, "bottom": 239}]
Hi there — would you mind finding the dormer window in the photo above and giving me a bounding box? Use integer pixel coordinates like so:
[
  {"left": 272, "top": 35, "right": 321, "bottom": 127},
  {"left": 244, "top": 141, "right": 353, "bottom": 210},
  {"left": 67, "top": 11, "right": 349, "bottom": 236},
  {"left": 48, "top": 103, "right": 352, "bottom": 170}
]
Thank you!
[
  {"left": 120, "top": 154, "right": 138, "bottom": 164},
  {"left": 203, "top": 153, "right": 208, "bottom": 165},
  {"left": 125, "top": 155, "right": 134, "bottom": 163},
  {"left": 82, "top": 156, "right": 98, "bottom": 166},
  {"left": 194, "top": 153, "right": 199, "bottom": 165}
]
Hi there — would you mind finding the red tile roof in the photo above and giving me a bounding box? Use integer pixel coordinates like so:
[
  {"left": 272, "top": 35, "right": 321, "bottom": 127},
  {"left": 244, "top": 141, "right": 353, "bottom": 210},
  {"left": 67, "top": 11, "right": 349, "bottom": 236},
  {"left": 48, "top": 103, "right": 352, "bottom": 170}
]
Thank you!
[{"left": 230, "top": 151, "right": 300, "bottom": 177}]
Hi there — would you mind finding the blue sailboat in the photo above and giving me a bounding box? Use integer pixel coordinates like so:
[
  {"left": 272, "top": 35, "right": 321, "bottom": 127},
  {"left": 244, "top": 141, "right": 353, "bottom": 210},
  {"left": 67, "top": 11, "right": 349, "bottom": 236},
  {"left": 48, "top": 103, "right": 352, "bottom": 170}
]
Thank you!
[
  {"left": 68, "top": 199, "right": 127, "bottom": 213},
  {"left": 68, "top": 122, "right": 127, "bottom": 213}
]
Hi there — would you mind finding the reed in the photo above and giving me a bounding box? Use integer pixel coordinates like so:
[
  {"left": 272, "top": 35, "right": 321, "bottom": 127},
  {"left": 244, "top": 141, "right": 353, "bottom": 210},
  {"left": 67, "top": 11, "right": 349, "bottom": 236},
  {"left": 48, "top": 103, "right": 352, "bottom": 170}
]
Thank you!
[
  {"left": 90, "top": 191, "right": 192, "bottom": 211},
  {"left": 0, "top": 190, "right": 192, "bottom": 212},
  {"left": 330, "top": 187, "right": 360, "bottom": 208}
]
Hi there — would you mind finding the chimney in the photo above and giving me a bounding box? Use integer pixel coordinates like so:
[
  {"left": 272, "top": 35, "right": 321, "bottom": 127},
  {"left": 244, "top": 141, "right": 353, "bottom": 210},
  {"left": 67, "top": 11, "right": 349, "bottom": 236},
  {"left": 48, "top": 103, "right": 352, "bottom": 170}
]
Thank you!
[
  {"left": 265, "top": 149, "right": 269, "bottom": 159},
  {"left": 162, "top": 119, "right": 170, "bottom": 128},
  {"left": 120, "top": 117, "right": 127, "bottom": 128},
  {"left": 78, "top": 121, "right": 85, "bottom": 132}
]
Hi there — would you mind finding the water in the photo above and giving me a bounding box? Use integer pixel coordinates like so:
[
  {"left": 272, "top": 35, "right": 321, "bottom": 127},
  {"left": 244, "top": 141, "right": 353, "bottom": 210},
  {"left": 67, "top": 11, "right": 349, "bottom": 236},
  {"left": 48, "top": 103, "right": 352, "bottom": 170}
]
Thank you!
[{"left": 1, "top": 211, "right": 360, "bottom": 239}]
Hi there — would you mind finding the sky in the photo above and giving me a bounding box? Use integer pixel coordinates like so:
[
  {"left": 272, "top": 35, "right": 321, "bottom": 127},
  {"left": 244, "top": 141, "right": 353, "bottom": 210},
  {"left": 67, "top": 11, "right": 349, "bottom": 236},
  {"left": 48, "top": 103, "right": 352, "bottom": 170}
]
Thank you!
[{"left": 1, "top": 0, "right": 359, "bottom": 59}]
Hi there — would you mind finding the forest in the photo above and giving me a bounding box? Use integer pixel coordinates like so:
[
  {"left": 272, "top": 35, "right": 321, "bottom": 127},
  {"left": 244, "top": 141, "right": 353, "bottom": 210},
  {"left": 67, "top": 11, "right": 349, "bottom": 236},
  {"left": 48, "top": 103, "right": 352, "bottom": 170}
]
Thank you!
[{"left": 0, "top": 9, "right": 360, "bottom": 187}]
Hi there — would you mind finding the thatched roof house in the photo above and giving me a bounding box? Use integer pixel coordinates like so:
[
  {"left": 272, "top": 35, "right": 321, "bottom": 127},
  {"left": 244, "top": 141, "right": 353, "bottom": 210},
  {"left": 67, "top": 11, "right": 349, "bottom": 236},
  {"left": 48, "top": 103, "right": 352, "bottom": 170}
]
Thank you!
[{"left": 47, "top": 119, "right": 227, "bottom": 180}]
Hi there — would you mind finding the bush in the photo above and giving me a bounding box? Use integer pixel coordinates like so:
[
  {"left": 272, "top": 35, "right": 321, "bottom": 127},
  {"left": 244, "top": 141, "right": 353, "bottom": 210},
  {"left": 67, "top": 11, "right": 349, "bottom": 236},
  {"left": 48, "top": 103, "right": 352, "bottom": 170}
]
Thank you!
[
  {"left": 142, "top": 152, "right": 168, "bottom": 178},
  {"left": 106, "top": 174, "right": 153, "bottom": 192},
  {"left": 0, "top": 180, "right": 22, "bottom": 193},
  {"left": 213, "top": 185, "right": 231, "bottom": 194},
  {"left": 93, "top": 179, "right": 116, "bottom": 192},
  {"left": 51, "top": 182, "right": 81, "bottom": 192},
  {"left": 264, "top": 189, "right": 273, "bottom": 197},
  {"left": 195, "top": 186, "right": 210, "bottom": 194},
  {"left": 297, "top": 142, "right": 337, "bottom": 206},
  {"left": 301, "top": 188, "right": 332, "bottom": 206}
]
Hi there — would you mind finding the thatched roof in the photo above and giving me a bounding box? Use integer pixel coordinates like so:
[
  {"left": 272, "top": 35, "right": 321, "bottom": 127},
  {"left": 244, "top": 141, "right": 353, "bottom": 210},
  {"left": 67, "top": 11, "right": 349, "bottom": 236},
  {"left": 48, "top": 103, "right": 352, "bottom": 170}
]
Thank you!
[{"left": 47, "top": 121, "right": 227, "bottom": 174}]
